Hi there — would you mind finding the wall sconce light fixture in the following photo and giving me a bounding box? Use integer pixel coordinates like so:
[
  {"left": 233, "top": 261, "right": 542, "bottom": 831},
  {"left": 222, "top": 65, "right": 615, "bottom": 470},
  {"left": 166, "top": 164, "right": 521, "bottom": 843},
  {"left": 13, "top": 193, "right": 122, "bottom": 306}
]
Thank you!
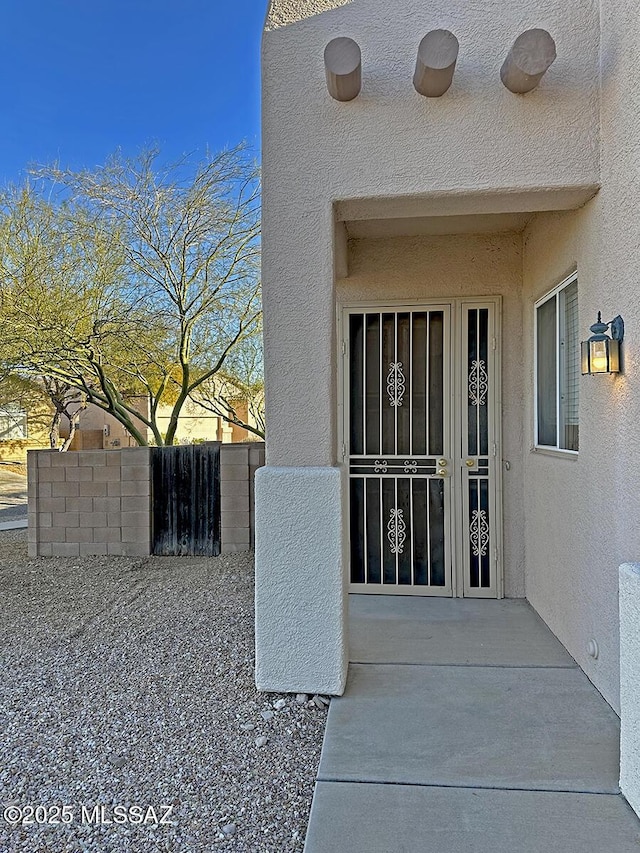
[{"left": 581, "top": 313, "right": 625, "bottom": 375}]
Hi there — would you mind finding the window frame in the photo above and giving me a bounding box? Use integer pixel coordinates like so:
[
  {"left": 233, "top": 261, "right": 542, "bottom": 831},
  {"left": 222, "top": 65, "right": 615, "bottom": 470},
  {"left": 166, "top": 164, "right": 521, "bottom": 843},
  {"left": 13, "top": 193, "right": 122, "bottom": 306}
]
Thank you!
[
  {"left": 0, "top": 407, "right": 28, "bottom": 441},
  {"left": 533, "top": 271, "right": 579, "bottom": 455}
]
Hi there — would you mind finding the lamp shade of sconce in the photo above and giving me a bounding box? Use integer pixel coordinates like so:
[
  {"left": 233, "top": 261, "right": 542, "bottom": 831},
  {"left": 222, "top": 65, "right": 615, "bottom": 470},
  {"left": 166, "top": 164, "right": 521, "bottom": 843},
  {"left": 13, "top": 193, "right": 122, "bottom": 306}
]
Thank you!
[
  {"left": 581, "top": 313, "right": 624, "bottom": 375},
  {"left": 324, "top": 37, "right": 362, "bottom": 101},
  {"left": 413, "top": 30, "right": 460, "bottom": 97},
  {"left": 500, "top": 28, "right": 556, "bottom": 93}
]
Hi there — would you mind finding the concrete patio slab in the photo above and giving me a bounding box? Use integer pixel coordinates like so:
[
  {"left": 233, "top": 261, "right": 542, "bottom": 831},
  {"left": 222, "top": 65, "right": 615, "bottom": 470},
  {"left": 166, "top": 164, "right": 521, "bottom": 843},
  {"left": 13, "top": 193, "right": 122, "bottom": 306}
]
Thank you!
[
  {"left": 349, "top": 595, "right": 576, "bottom": 667},
  {"left": 318, "top": 663, "right": 621, "bottom": 793},
  {"left": 305, "top": 598, "right": 637, "bottom": 852},
  {"left": 305, "top": 782, "right": 640, "bottom": 853}
]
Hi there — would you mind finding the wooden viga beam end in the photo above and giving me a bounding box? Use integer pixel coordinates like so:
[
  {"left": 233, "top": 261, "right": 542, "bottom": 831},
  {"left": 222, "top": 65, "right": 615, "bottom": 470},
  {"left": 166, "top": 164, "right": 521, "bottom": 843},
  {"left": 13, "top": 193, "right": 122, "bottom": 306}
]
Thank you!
[
  {"left": 324, "top": 37, "right": 362, "bottom": 101},
  {"left": 500, "top": 29, "right": 557, "bottom": 94},
  {"left": 413, "top": 30, "right": 460, "bottom": 97}
]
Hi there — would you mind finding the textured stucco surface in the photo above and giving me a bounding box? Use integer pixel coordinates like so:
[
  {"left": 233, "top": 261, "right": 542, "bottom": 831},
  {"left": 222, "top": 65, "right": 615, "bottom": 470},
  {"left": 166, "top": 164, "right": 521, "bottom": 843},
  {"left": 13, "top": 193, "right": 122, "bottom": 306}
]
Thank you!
[
  {"left": 262, "top": 0, "right": 599, "bottom": 467},
  {"left": 520, "top": 6, "right": 640, "bottom": 713},
  {"left": 254, "top": 467, "right": 348, "bottom": 695},
  {"left": 620, "top": 563, "right": 640, "bottom": 817},
  {"left": 259, "top": 0, "right": 640, "bottom": 705},
  {"left": 340, "top": 233, "right": 525, "bottom": 598},
  {"left": 523, "top": 176, "right": 640, "bottom": 711}
]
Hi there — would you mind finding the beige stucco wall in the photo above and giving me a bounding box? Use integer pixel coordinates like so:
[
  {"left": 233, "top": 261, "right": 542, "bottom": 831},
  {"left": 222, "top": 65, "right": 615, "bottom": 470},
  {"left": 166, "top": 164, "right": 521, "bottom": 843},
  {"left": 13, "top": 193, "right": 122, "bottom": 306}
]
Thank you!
[
  {"left": 262, "top": 0, "right": 600, "bottom": 467},
  {"left": 67, "top": 398, "right": 257, "bottom": 449},
  {"left": 519, "top": 0, "right": 640, "bottom": 713},
  {"left": 620, "top": 563, "right": 640, "bottom": 816},
  {"left": 155, "top": 399, "right": 224, "bottom": 444},
  {"left": 65, "top": 399, "right": 146, "bottom": 449},
  {"left": 255, "top": 466, "right": 348, "bottom": 694},
  {"left": 523, "top": 204, "right": 640, "bottom": 711},
  {"left": 264, "top": 0, "right": 599, "bottom": 198},
  {"left": 0, "top": 403, "right": 54, "bottom": 461},
  {"left": 340, "top": 232, "right": 525, "bottom": 597},
  {"left": 259, "top": 0, "right": 640, "bottom": 704}
]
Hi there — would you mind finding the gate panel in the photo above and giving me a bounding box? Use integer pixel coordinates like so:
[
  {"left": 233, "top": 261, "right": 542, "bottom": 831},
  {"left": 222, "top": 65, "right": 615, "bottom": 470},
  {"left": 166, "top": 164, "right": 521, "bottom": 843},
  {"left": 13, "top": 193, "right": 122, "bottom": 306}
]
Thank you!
[
  {"left": 459, "top": 304, "right": 499, "bottom": 597},
  {"left": 345, "top": 300, "right": 502, "bottom": 598},
  {"left": 151, "top": 443, "right": 221, "bottom": 556},
  {"left": 347, "top": 306, "right": 452, "bottom": 596}
]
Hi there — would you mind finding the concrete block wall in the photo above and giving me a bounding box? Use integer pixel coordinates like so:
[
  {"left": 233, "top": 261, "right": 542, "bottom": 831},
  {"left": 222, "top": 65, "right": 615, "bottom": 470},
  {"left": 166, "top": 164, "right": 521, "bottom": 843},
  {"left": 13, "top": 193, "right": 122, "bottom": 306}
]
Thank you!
[
  {"left": 27, "top": 448, "right": 151, "bottom": 558},
  {"left": 27, "top": 443, "right": 265, "bottom": 558},
  {"left": 220, "top": 442, "right": 266, "bottom": 554},
  {"left": 248, "top": 443, "right": 264, "bottom": 547}
]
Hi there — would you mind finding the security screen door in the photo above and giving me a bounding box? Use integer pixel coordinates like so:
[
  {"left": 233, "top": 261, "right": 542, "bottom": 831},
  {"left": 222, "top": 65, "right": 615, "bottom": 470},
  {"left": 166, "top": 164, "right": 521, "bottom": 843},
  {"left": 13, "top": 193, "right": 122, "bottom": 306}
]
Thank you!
[{"left": 344, "top": 301, "right": 501, "bottom": 598}]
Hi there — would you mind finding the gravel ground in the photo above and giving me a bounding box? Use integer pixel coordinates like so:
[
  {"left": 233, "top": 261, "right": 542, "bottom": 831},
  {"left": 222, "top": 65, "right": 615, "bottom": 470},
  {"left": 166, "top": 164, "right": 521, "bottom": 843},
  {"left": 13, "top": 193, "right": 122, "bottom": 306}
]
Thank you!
[{"left": 0, "top": 530, "right": 328, "bottom": 852}]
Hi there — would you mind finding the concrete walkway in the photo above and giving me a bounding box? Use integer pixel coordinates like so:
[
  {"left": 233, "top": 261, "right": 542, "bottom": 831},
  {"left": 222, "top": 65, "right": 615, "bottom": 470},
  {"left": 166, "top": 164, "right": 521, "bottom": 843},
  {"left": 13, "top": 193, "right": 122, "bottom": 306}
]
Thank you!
[
  {"left": 304, "top": 596, "right": 640, "bottom": 852},
  {"left": 0, "top": 468, "right": 28, "bottom": 526},
  {"left": 0, "top": 519, "right": 28, "bottom": 531}
]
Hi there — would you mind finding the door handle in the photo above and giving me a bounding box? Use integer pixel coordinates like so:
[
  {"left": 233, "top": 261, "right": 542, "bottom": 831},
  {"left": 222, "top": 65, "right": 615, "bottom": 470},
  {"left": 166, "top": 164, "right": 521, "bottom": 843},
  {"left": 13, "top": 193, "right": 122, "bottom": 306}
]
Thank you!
[
  {"left": 437, "top": 468, "right": 449, "bottom": 477},
  {"left": 465, "top": 459, "right": 476, "bottom": 468}
]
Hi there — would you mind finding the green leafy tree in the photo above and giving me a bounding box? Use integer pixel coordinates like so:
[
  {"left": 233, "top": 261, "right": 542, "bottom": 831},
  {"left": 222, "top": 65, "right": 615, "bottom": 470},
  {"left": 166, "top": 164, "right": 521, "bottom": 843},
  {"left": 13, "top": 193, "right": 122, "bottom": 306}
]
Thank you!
[
  {"left": 0, "top": 146, "right": 262, "bottom": 446},
  {"left": 192, "top": 330, "right": 265, "bottom": 439}
]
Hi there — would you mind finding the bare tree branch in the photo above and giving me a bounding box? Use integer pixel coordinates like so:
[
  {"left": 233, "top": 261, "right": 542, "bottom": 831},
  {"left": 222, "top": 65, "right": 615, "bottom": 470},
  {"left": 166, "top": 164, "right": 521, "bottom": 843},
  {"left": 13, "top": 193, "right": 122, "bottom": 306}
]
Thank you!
[{"left": 0, "top": 146, "right": 262, "bottom": 446}]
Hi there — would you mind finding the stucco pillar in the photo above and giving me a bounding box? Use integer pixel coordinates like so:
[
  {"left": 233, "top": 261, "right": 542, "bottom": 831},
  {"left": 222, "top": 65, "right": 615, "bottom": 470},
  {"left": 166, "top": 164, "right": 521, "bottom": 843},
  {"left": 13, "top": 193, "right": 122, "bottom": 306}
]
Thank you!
[
  {"left": 255, "top": 466, "right": 348, "bottom": 695},
  {"left": 619, "top": 562, "right": 640, "bottom": 817},
  {"left": 255, "top": 180, "right": 347, "bottom": 692}
]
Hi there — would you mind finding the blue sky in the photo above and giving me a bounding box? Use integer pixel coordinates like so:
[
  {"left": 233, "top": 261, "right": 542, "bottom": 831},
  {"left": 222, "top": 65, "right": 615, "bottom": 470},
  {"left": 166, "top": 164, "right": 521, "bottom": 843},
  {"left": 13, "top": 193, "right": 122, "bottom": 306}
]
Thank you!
[{"left": 0, "top": 0, "right": 266, "bottom": 185}]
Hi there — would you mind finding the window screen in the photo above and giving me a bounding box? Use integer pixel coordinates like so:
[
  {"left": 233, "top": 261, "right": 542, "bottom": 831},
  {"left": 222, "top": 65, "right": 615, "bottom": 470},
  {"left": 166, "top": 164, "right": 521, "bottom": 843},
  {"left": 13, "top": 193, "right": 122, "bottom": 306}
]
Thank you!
[
  {"left": 535, "top": 275, "right": 579, "bottom": 452},
  {"left": 559, "top": 280, "right": 579, "bottom": 451}
]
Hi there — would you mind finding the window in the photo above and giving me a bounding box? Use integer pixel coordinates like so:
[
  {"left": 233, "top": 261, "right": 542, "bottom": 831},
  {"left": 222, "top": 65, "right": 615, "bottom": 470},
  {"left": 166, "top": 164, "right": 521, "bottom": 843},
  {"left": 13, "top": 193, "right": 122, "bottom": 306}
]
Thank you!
[
  {"left": 535, "top": 273, "right": 579, "bottom": 452},
  {"left": 0, "top": 408, "right": 28, "bottom": 440}
]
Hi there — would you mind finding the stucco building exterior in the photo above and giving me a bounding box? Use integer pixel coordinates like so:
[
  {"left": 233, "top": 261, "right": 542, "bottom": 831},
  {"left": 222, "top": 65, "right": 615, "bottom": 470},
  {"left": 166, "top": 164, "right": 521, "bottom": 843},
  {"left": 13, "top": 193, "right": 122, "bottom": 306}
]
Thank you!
[
  {"left": 255, "top": 0, "right": 640, "bottom": 816},
  {"left": 60, "top": 397, "right": 261, "bottom": 450},
  {"left": 0, "top": 403, "right": 52, "bottom": 462}
]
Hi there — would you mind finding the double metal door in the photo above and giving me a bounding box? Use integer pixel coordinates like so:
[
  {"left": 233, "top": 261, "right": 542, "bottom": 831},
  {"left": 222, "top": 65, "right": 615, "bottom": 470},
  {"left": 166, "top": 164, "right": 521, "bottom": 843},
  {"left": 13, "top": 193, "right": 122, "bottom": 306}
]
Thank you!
[{"left": 344, "top": 301, "right": 501, "bottom": 598}]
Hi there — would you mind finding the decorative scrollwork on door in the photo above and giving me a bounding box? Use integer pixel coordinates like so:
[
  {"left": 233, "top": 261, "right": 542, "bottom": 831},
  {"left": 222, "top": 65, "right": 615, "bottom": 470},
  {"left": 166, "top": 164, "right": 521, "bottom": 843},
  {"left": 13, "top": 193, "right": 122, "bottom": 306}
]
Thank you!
[
  {"left": 403, "top": 460, "right": 418, "bottom": 473},
  {"left": 387, "top": 507, "right": 406, "bottom": 555},
  {"left": 468, "top": 359, "right": 488, "bottom": 407},
  {"left": 374, "top": 459, "right": 388, "bottom": 473},
  {"left": 469, "top": 509, "right": 489, "bottom": 557},
  {"left": 387, "top": 362, "right": 406, "bottom": 408}
]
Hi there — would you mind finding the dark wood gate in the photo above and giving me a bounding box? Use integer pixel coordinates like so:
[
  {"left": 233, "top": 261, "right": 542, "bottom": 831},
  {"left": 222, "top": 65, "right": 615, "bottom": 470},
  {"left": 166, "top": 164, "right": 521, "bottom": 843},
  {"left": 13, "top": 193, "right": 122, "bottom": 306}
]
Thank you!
[{"left": 151, "top": 443, "right": 221, "bottom": 556}]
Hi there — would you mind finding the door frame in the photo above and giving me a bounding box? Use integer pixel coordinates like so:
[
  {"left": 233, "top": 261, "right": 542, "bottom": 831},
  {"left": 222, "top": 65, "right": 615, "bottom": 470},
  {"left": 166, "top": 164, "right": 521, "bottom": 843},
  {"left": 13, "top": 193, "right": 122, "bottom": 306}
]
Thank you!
[{"left": 338, "top": 296, "right": 504, "bottom": 599}]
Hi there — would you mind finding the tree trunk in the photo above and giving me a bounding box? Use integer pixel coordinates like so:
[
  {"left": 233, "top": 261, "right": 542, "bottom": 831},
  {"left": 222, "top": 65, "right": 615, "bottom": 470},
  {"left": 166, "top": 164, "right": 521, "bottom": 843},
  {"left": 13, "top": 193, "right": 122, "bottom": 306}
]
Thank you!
[
  {"left": 49, "top": 410, "right": 61, "bottom": 449},
  {"left": 59, "top": 404, "right": 87, "bottom": 452}
]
